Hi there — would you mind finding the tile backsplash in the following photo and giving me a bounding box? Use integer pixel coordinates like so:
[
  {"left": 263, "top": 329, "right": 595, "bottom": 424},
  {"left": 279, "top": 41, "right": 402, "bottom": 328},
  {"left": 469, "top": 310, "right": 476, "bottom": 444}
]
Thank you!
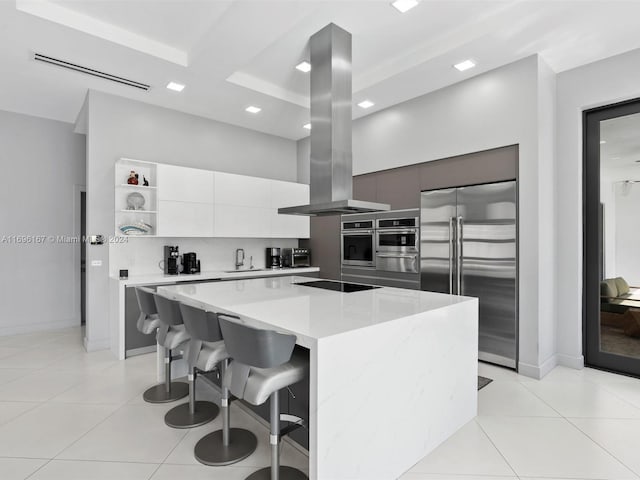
[{"left": 109, "top": 237, "right": 298, "bottom": 276}]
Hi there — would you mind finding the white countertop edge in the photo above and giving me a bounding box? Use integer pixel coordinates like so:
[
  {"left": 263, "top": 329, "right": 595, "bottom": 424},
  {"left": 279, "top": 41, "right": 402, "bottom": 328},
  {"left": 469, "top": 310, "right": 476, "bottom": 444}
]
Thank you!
[{"left": 111, "top": 267, "right": 320, "bottom": 286}]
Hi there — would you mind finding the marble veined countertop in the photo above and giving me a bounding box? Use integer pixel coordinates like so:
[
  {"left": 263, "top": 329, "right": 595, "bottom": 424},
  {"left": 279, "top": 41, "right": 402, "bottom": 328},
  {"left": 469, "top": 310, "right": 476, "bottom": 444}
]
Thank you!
[{"left": 158, "top": 275, "right": 475, "bottom": 348}]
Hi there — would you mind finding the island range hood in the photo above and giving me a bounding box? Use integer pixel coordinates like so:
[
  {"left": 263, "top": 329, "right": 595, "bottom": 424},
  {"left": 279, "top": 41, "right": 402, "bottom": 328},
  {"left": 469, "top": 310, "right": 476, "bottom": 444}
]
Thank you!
[{"left": 278, "top": 23, "right": 390, "bottom": 216}]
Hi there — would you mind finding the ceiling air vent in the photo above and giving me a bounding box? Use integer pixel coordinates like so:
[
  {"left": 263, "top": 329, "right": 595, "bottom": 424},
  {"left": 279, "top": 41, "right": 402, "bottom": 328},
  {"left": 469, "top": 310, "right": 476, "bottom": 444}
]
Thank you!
[{"left": 33, "top": 53, "right": 150, "bottom": 91}]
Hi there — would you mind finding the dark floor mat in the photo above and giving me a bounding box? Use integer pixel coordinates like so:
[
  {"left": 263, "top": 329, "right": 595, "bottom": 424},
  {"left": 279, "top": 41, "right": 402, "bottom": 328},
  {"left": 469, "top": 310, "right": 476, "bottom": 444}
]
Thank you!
[{"left": 478, "top": 376, "right": 493, "bottom": 390}]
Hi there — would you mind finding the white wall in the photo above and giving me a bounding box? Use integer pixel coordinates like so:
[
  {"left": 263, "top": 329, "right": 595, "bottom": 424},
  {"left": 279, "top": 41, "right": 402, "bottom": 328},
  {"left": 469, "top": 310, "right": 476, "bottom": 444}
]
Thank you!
[
  {"left": 86, "top": 91, "right": 299, "bottom": 351},
  {"left": 556, "top": 47, "right": 640, "bottom": 367},
  {"left": 109, "top": 237, "right": 298, "bottom": 277},
  {"left": 299, "top": 55, "right": 557, "bottom": 377},
  {"left": 0, "top": 110, "right": 85, "bottom": 335}
]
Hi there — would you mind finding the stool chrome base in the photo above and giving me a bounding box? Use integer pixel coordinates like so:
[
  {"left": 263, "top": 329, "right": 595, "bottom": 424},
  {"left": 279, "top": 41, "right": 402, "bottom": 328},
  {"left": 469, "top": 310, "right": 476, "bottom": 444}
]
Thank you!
[
  {"left": 143, "top": 382, "right": 189, "bottom": 403},
  {"left": 164, "top": 401, "right": 219, "bottom": 429},
  {"left": 245, "top": 466, "right": 308, "bottom": 480},
  {"left": 194, "top": 428, "right": 257, "bottom": 466}
]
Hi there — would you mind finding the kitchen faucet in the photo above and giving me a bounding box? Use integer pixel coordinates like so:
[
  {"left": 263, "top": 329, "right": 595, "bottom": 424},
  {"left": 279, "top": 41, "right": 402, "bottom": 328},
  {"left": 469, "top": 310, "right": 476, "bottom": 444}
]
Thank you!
[{"left": 235, "top": 248, "right": 245, "bottom": 270}]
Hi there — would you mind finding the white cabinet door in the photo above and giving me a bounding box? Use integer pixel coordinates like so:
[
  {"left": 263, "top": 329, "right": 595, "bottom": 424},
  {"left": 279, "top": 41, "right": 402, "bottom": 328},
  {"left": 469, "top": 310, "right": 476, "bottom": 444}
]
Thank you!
[
  {"left": 270, "top": 181, "right": 310, "bottom": 238},
  {"left": 270, "top": 180, "right": 309, "bottom": 208},
  {"left": 214, "top": 205, "right": 271, "bottom": 238},
  {"left": 157, "top": 164, "right": 214, "bottom": 204},
  {"left": 157, "top": 200, "right": 214, "bottom": 237},
  {"left": 214, "top": 172, "right": 272, "bottom": 207},
  {"left": 271, "top": 215, "right": 310, "bottom": 239}
]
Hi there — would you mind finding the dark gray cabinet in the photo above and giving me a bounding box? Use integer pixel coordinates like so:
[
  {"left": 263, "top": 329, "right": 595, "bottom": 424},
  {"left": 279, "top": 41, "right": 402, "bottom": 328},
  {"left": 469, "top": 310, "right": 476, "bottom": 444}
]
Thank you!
[
  {"left": 353, "top": 174, "right": 377, "bottom": 203},
  {"left": 375, "top": 164, "right": 421, "bottom": 209}
]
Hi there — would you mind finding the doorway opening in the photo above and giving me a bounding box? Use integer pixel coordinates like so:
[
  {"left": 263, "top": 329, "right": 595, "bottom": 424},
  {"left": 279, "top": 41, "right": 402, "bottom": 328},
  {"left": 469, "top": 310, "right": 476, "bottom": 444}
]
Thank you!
[{"left": 584, "top": 98, "right": 640, "bottom": 376}]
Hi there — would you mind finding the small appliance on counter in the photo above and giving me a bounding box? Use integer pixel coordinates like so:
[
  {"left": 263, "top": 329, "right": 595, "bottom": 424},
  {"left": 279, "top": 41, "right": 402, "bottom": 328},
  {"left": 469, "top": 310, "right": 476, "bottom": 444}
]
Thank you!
[
  {"left": 265, "top": 247, "right": 282, "bottom": 269},
  {"left": 282, "top": 248, "right": 311, "bottom": 268},
  {"left": 164, "top": 245, "right": 180, "bottom": 275},
  {"left": 182, "top": 252, "right": 201, "bottom": 274}
]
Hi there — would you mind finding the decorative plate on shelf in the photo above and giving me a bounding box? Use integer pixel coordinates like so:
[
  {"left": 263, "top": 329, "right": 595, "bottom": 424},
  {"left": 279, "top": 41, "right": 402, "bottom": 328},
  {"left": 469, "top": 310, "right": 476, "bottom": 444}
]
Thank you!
[
  {"left": 119, "top": 221, "right": 153, "bottom": 235},
  {"left": 126, "top": 192, "right": 145, "bottom": 210}
]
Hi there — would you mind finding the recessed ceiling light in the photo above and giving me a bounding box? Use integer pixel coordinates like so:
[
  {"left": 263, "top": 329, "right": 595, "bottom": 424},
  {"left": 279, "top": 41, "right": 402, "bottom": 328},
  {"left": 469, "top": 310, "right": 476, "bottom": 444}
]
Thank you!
[
  {"left": 391, "top": 0, "right": 419, "bottom": 13},
  {"left": 303, "top": 123, "right": 311, "bottom": 130},
  {"left": 600, "top": 140, "right": 607, "bottom": 144},
  {"left": 166, "top": 82, "right": 185, "bottom": 92},
  {"left": 245, "top": 106, "right": 261, "bottom": 114},
  {"left": 454, "top": 60, "right": 476, "bottom": 72},
  {"left": 358, "top": 100, "right": 375, "bottom": 109},
  {"left": 296, "top": 61, "right": 311, "bottom": 73}
]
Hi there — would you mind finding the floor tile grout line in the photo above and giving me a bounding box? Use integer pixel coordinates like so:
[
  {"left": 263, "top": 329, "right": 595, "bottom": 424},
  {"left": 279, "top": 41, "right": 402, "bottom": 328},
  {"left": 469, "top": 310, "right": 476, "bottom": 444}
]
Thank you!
[
  {"left": 0, "top": 401, "right": 43, "bottom": 428},
  {"left": 518, "top": 372, "right": 640, "bottom": 420},
  {"left": 518, "top": 377, "right": 640, "bottom": 478},
  {"left": 517, "top": 380, "right": 569, "bottom": 418},
  {"left": 563, "top": 417, "right": 640, "bottom": 479},
  {"left": 23, "top": 457, "right": 54, "bottom": 480},
  {"left": 473, "top": 417, "right": 520, "bottom": 478},
  {"left": 48, "top": 400, "right": 132, "bottom": 460}
]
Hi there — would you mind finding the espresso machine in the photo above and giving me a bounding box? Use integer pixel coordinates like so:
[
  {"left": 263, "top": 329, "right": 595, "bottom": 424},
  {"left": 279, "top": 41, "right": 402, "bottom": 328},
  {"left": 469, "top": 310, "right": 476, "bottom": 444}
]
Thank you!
[
  {"left": 265, "top": 247, "right": 281, "bottom": 269},
  {"left": 182, "top": 252, "right": 201, "bottom": 274},
  {"left": 164, "top": 245, "right": 180, "bottom": 275}
]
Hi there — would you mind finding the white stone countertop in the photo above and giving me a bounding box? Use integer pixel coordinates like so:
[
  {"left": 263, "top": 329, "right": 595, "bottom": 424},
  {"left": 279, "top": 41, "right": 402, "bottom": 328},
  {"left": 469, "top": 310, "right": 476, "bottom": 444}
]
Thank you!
[
  {"left": 110, "top": 267, "right": 320, "bottom": 286},
  {"left": 158, "top": 275, "right": 475, "bottom": 348}
]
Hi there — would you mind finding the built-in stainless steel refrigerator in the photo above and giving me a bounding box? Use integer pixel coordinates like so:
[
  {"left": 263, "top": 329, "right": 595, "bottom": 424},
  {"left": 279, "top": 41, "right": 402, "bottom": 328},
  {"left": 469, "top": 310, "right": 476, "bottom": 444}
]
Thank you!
[{"left": 420, "top": 181, "right": 517, "bottom": 369}]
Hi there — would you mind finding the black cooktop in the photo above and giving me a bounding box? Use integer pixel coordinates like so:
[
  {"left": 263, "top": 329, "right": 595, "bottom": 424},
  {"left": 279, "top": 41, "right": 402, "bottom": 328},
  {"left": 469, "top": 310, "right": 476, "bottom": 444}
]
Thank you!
[{"left": 295, "top": 280, "right": 381, "bottom": 293}]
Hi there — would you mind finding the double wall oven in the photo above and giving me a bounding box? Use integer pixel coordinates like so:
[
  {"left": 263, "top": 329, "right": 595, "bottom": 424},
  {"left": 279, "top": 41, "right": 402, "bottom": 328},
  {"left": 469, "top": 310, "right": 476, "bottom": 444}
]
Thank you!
[
  {"left": 375, "top": 217, "right": 419, "bottom": 274},
  {"left": 341, "top": 220, "right": 375, "bottom": 267},
  {"left": 341, "top": 209, "right": 420, "bottom": 289}
]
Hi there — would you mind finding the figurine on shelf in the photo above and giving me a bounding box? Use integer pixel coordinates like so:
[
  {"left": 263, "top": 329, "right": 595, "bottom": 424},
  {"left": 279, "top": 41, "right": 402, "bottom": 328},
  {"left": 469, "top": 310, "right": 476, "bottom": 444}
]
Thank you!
[
  {"left": 127, "top": 170, "right": 139, "bottom": 185},
  {"left": 143, "top": 175, "right": 149, "bottom": 187}
]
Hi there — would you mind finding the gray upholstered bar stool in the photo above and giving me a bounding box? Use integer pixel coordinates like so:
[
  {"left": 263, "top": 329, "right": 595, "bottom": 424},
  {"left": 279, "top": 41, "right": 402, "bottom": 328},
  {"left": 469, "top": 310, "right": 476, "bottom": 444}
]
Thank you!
[
  {"left": 164, "top": 302, "right": 225, "bottom": 428},
  {"left": 193, "top": 311, "right": 258, "bottom": 466},
  {"left": 218, "top": 317, "right": 309, "bottom": 480},
  {"left": 142, "top": 293, "right": 190, "bottom": 403},
  {"left": 134, "top": 287, "right": 162, "bottom": 336}
]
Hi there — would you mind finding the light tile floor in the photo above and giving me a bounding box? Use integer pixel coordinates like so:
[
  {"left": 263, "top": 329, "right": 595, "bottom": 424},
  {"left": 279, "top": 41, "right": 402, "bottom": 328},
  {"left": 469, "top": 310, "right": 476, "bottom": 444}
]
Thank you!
[{"left": 0, "top": 327, "right": 639, "bottom": 480}]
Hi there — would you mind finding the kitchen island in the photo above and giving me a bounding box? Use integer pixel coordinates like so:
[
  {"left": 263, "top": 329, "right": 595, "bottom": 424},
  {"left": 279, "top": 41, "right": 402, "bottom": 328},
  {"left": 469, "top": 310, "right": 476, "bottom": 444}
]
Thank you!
[
  {"left": 109, "top": 267, "right": 320, "bottom": 359},
  {"left": 159, "top": 276, "right": 478, "bottom": 480}
]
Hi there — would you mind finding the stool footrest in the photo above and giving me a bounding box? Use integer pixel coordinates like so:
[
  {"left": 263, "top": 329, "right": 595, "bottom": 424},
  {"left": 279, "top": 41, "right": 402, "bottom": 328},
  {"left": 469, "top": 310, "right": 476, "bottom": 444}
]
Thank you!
[{"left": 278, "top": 414, "right": 305, "bottom": 440}]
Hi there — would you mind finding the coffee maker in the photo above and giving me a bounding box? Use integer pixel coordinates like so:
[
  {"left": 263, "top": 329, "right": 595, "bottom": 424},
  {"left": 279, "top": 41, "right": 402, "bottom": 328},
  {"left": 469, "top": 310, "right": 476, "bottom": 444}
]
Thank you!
[
  {"left": 182, "top": 252, "right": 201, "bottom": 274},
  {"left": 265, "top": 247, "right": 281, "bottom": 269},
  {"left": 164, "top": 245, "right": 180, "bottom": 275}
]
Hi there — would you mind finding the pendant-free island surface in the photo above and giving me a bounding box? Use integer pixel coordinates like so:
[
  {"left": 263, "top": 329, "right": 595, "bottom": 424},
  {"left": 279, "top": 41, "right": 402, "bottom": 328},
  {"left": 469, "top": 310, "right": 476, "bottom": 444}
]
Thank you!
[{"left": 159, "top": 276, "right": 478, "bottom": 480}]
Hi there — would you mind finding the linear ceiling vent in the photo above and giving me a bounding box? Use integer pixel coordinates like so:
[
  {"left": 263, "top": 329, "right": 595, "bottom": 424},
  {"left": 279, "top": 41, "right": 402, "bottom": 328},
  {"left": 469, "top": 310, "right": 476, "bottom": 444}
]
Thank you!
[{"left": 33, "top": 53, "right": 150, "bottom": 91}]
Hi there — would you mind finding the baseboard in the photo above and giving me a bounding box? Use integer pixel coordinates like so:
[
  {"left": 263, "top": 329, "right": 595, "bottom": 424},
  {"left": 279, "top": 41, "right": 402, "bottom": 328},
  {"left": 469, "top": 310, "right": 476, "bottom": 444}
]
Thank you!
[
  {"left": 0, "top": 318, "right": 79, "bottom": 337},
  {"left": 84, "top": 337, "right": 110, "bottom": 352},
  {"left": 556, "top": 353, "right": 585, "bottom": 370},
  {"left": 518, "top": 354, "right": 558, "bottom": 380}
]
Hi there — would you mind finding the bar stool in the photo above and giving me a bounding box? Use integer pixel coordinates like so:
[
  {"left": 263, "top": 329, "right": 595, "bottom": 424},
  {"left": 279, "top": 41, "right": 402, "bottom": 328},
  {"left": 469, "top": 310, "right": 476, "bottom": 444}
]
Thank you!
[
  {"left": 142, "top": 293, "right": 190, "bottom": 403},
  {"left": 219, "top": 317, "right": 309, "bottom": 480},
  {"left": 164, "top": 302, "right": 224, "bottom": 428},
  {"left": 134, "top": 287, "right": 162, "bottom": 335},
  {"left": 193, "top": 311, "right": 258, "bottom": 466}
]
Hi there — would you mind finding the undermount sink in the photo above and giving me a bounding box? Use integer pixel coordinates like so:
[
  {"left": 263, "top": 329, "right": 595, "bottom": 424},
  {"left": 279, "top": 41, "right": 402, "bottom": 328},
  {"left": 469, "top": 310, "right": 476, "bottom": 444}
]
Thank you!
[{"left": 222, "top": 269, "right": 265, "bottom": 273}]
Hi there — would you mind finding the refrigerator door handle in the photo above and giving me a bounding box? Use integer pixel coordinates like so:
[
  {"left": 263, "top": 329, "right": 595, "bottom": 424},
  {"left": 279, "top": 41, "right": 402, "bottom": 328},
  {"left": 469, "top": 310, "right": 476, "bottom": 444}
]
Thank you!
[
  {"left": 449, "top": 217, "right": 454, "bottom": 294},
  {"left": 456, "top": 216, "right": 463, "bottom": 295}
]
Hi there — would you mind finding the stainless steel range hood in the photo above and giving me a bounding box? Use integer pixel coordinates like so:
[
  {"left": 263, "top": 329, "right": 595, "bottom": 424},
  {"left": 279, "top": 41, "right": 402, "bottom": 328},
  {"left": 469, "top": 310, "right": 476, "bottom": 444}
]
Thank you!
[{"left": 278, "top": 23, "right": 390, "bottom": 216}]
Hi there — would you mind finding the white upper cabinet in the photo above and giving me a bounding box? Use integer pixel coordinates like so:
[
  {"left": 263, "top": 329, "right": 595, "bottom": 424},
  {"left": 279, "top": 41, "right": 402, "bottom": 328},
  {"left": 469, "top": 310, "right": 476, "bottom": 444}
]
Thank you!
[
  {"left": 214, "top": 205, "right": 272, "bottom": 238},
  {"left": 270, "top": 180, "right": 310, "bottom": 238},
  {"left": 157, "top": 201, "right": 214, "bottom": 237},
  {"left": 157, "top": 164, "right": 214, "bottom": 204},
  {"left": 117, "top": 159, "right": 309, "bottom": 238},
  {"left": 270, "top": 180, "right": 308, "bottom": 208},
  {"left": 213, "top": 172, "right": 271, "bottom": 207}
]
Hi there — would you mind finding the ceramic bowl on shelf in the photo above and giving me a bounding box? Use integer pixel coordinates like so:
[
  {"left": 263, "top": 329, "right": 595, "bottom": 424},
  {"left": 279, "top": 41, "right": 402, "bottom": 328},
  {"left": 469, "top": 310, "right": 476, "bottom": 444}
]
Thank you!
[{"left": 126, "top": 192, "right": 145, "bottom": 210}]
